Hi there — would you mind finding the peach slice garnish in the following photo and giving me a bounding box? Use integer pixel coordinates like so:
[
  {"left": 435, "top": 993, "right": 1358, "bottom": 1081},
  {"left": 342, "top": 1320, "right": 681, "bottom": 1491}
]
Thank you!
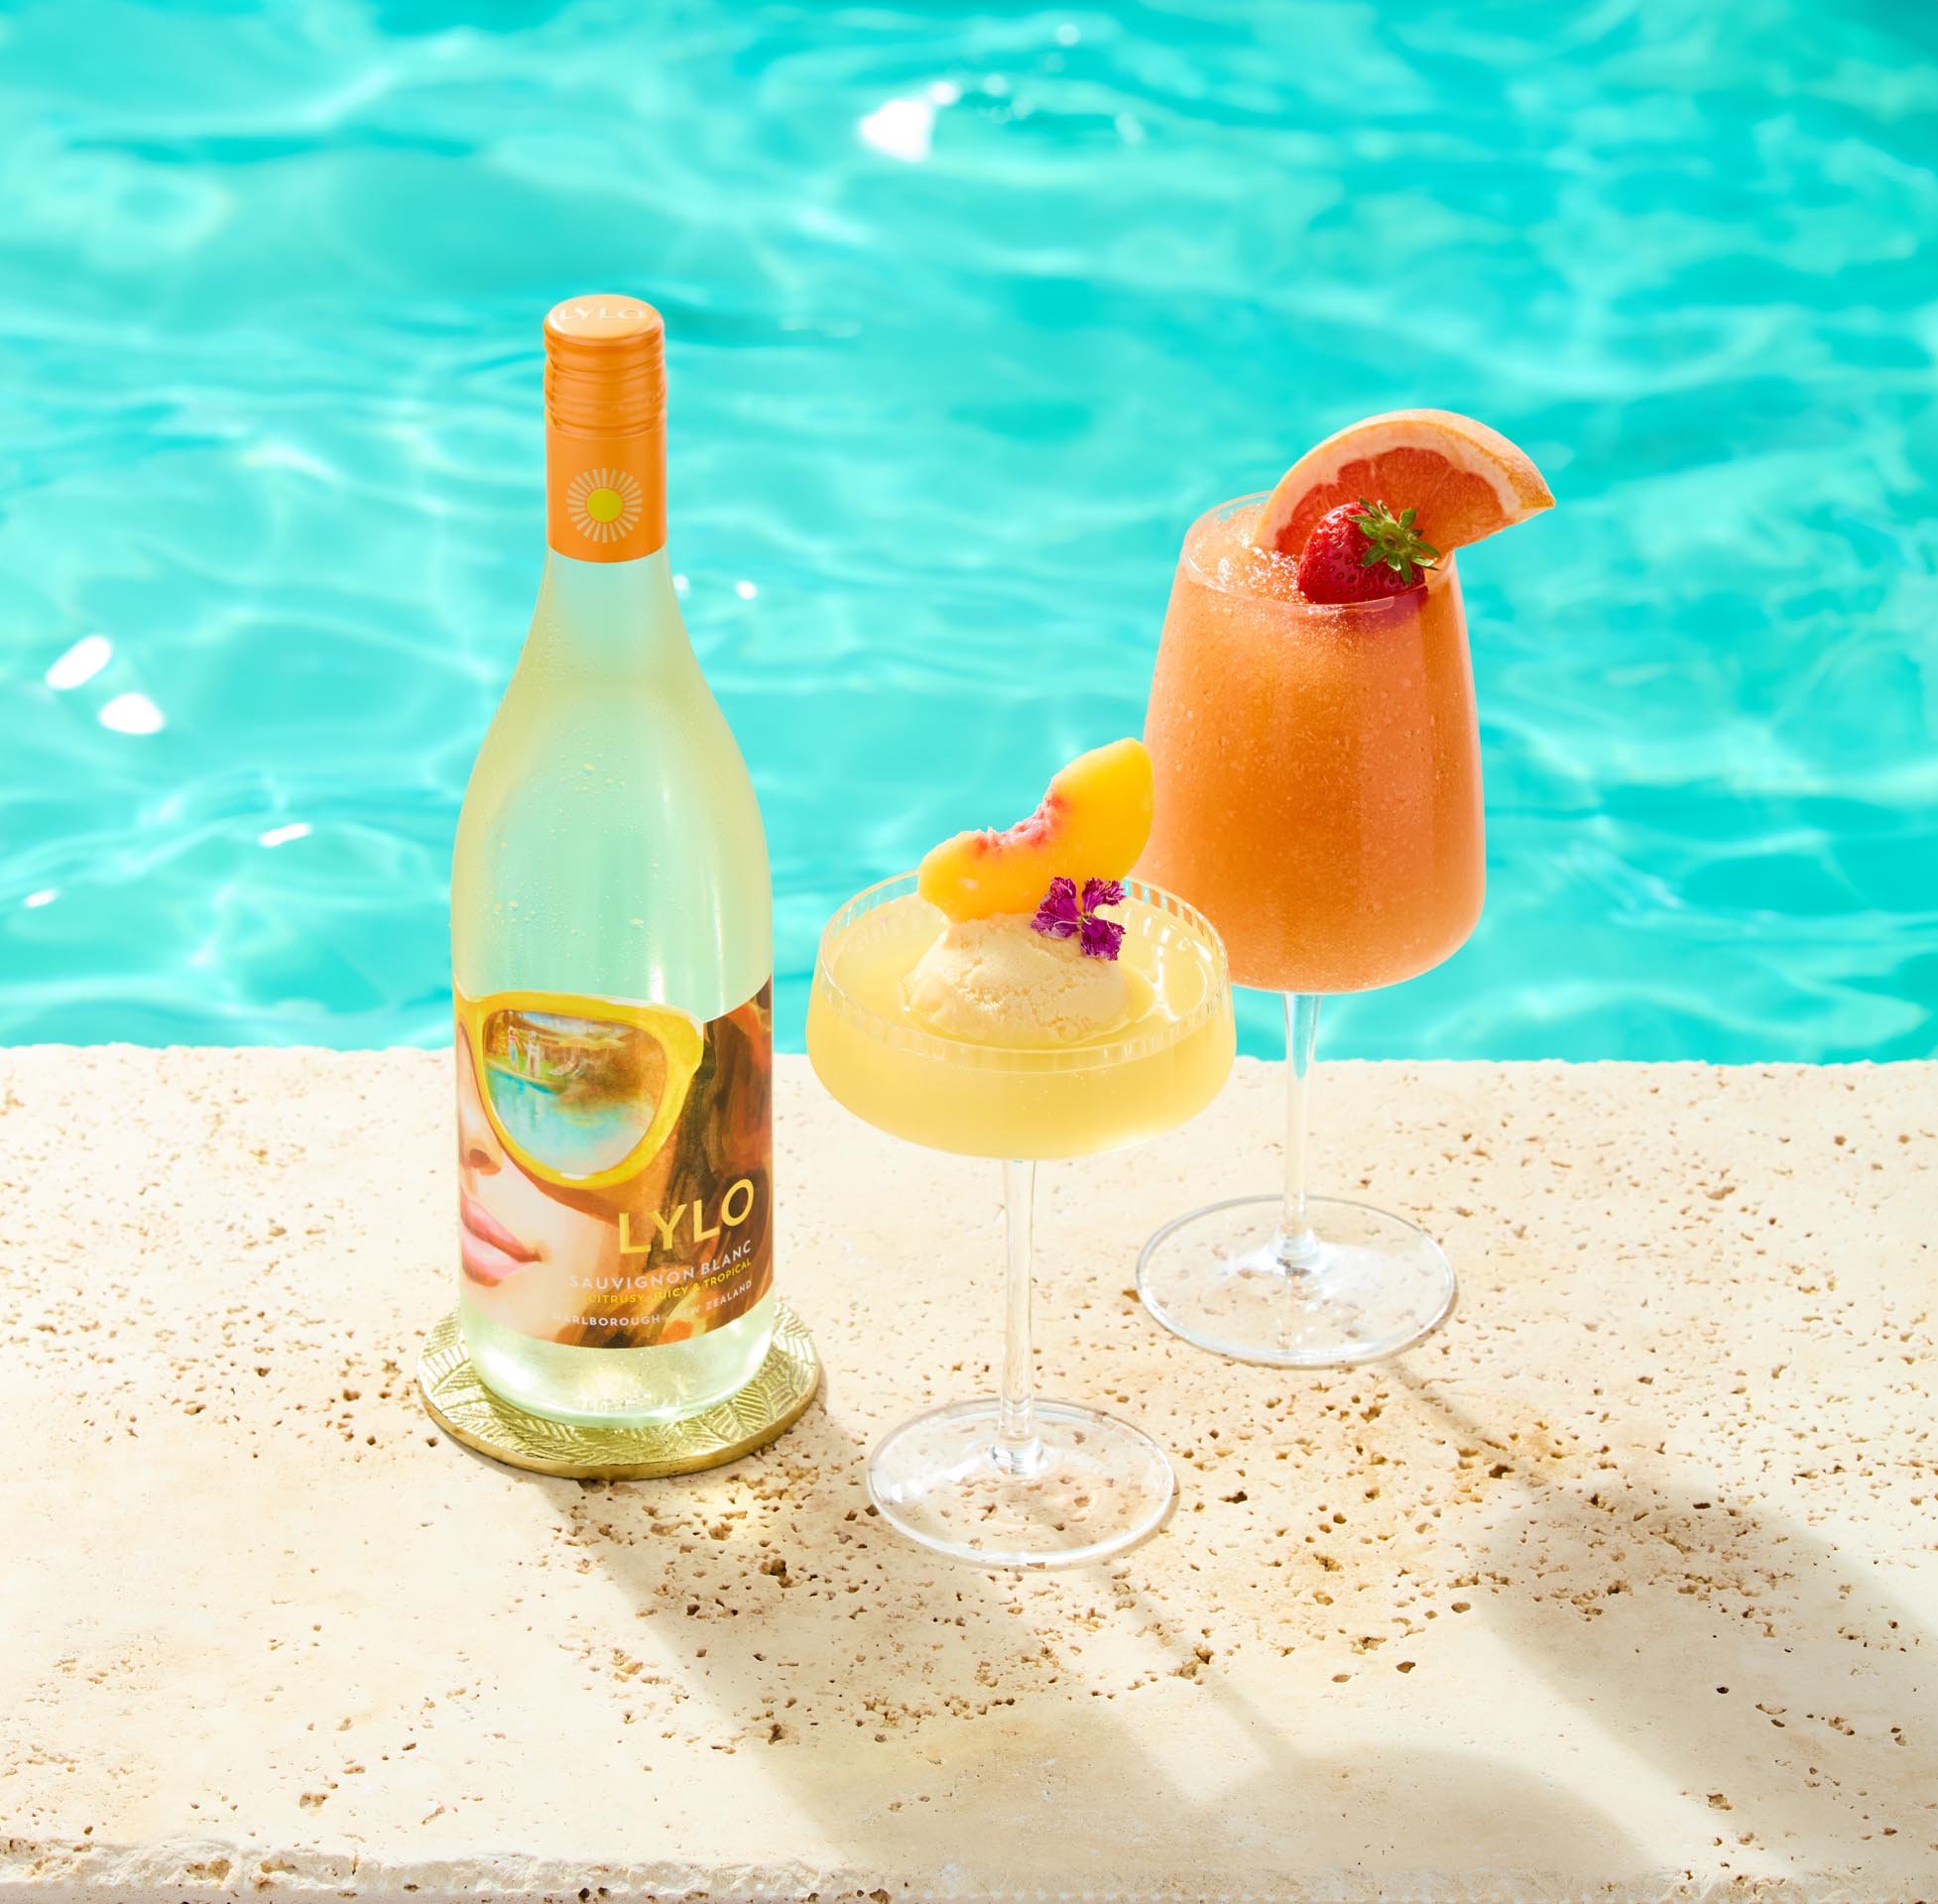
[{"left": 917, "top": 739, "right": 1154, "bottom": 923}]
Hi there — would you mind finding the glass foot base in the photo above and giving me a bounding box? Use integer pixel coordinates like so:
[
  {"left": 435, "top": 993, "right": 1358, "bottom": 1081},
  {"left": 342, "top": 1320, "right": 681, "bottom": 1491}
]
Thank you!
[
  {"left": 1138, "top": 1194, "right": 1456, "bottom": 1368},
  {"left": 866, "top": 1397, "right": 1175, "bottom": 1570}
]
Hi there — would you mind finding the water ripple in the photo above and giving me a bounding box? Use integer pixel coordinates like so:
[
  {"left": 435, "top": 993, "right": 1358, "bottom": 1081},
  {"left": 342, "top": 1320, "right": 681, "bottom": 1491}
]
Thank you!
[{"left": 0, "top": 0, "right": 1934, "bottom": 1061}]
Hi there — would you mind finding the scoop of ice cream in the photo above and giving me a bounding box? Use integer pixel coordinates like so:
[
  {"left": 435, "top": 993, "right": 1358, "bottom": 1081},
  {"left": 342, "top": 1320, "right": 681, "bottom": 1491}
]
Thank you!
[{"left": 903, "top": 912, "right": 1133, "bottom": 1048}]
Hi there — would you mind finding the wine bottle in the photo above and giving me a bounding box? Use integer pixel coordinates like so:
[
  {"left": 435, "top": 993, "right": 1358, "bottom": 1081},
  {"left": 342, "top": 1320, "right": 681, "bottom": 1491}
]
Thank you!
[{"left": 450, "top": 296, "right": 775, "bottom": 1426}]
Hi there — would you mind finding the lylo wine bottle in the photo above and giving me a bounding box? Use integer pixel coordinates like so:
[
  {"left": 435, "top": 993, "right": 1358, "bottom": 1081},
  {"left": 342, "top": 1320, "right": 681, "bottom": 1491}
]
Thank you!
[{"left": 450, "top": 296, "right": 775, "bottom": 1425}]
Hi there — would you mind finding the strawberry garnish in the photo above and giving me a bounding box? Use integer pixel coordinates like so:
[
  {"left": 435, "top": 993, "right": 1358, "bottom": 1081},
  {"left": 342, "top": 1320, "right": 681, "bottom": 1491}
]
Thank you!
[{"left": 1294, "top": 498, "right": 1439, "bottom": 605}]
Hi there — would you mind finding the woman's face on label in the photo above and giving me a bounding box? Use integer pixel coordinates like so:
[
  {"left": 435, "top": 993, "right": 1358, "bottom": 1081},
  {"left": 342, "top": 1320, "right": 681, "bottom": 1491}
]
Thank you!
[{"left": 454, "top": 1034, "right": 627, "bottom": 1339}]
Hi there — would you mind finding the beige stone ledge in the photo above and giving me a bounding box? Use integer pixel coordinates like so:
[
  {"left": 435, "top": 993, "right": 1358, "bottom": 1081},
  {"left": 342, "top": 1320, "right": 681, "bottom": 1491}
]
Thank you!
[{"left": 1, "top": 1048, "right": 1934, "bottom": 1903}]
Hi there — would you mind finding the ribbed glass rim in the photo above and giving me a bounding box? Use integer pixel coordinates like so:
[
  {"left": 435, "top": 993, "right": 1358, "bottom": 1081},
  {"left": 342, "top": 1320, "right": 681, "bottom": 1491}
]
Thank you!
[
  {"left": 1179, "top": 490, "right": 1457, "bottom": 609},
  {"left": 810, "top": 874, "right": 1231, "bottom": 1073}
]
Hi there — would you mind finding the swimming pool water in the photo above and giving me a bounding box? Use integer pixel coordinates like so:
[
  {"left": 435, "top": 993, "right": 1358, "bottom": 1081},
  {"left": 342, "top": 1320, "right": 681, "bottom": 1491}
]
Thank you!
[{"left": 2, "top": 1, "right": 1935, "bottom": 1062}]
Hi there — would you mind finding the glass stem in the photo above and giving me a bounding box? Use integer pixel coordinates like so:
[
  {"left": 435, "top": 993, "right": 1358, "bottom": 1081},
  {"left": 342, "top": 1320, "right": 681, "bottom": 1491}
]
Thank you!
[
  {"left": 994, "top": 1158, "right": 1044, "bottom": 1476},
  {"left": 1276, "top": 993, "right": 1322, "bottom": 1271}
]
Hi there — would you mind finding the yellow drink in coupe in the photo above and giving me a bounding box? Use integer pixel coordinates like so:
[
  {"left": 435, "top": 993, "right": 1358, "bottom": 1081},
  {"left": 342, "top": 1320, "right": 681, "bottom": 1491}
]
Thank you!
[
  {"left": 450, "top": 297, "right": 774, "bottom": 1427},
  {"left": 806, "top": 739, "right": 1233, "bottom": 1570},
  {"left": 807, "top": 888, "right": 1230, "bottom": 1160}
]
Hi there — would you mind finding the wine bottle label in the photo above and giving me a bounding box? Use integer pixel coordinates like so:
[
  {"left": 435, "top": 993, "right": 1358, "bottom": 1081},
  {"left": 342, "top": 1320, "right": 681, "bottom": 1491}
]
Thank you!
[{"left": 454, "top": 982, "right": 773, "bottom": 1347}]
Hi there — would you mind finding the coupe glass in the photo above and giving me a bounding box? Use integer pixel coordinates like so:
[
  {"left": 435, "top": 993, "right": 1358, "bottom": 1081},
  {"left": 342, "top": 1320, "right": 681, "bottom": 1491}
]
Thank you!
[
  {"left": 1135, "top": 493, "right": 1483, "bottom": 1366},
  {"left": 807, "top": 874, "right": 1233, "bottom": 1568}
]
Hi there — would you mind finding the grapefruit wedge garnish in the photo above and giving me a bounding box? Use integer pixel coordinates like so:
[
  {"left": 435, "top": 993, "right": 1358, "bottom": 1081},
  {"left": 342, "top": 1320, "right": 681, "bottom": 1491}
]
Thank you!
[{"left": 1254, "top": 409, "right": 1552, "bottom": 560}]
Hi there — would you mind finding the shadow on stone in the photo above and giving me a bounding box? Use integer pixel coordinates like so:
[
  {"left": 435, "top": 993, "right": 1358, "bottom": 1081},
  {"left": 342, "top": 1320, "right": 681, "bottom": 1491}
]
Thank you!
[
  {"left": 567, "top": 1379, "right": 1650, "bottom": 1892},
  {"left": 1394, "top": 1368, "right": 1938, "bottom": 1880}
]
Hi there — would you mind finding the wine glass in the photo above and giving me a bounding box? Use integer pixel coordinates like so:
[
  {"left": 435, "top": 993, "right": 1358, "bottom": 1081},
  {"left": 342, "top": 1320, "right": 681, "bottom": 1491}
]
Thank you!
[
  {"left": 1135, "top": 493, "right": 1483, "bottom": 1366},
  {"left": 806, "top": 874, "right": 1233, "bottom": 1567}
]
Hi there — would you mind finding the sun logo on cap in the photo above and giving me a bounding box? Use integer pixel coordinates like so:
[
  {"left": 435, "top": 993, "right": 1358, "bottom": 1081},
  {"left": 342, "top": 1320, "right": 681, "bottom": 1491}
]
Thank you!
[{"left": 565, "top": 467, "right": 644, "bottom": 543}]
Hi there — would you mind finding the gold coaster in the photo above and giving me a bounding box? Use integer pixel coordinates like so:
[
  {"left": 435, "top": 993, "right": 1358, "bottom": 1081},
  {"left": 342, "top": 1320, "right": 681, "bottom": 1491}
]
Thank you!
[{"left": 416, "top": 1303, "right": 820, "bottom": 1480}]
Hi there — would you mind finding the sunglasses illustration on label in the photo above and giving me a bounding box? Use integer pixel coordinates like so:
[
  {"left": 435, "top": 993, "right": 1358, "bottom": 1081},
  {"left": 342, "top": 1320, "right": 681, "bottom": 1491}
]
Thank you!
[{"left": 454, "top": 983, "right": 773, "bottom": 1350}]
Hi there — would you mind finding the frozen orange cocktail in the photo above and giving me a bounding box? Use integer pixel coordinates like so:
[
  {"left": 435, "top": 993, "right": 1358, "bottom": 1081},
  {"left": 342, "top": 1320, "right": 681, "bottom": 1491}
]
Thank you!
[
  {"left": 1142, "top": 506, "right": 1483, "bottom": 996},
  {"left": 1137, "top": 410, "right": 1552, "bottom": 1368}
]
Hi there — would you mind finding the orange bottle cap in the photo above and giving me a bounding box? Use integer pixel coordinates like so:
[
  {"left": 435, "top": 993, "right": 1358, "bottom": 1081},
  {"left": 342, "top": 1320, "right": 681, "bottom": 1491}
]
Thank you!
[{"left": 544, "top": 295, "right": 667, "bottom": 560}]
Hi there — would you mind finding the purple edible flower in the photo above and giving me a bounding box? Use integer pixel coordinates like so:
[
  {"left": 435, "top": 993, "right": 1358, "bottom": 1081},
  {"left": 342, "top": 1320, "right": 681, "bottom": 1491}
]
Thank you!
[
  {"left": 1031, "top": 876, "right": 1083, "bottom": 940},
  {"left": 1078, "top": 911, "right": 1126, "bottom": 961},
  {"left": 1031, "top": 874, "right": 1126, "bottom": 961}
]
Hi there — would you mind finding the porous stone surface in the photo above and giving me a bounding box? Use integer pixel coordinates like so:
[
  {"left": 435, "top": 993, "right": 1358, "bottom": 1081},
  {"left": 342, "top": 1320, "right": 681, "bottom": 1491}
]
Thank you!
[{"left": 1, "top": 1049, "right": 1934, "bottom": 1903}]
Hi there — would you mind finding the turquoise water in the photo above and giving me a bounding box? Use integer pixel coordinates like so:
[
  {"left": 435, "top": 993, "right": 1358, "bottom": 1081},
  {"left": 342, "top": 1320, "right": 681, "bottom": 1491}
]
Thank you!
[{"left": 2, "top": 2, "right": 1934, "bottom": 1061}]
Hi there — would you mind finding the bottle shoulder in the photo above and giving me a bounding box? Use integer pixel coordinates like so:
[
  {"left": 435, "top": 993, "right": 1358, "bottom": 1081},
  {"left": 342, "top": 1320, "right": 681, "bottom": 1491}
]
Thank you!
[
  {"left": 459, "top": 654, "right": 765, "bottom": 845},
  {"left": 452, "top": 648, "right": 770, "bottom": 1012}
]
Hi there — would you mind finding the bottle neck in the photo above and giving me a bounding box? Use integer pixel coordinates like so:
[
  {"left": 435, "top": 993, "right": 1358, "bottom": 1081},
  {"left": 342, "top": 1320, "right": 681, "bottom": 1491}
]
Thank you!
[
  {"left": 544, "top": 419, "right": 666, "bottom": 564},
  {"left": 532, "top": 547, "right": 689, "bottom": 669},
  {"left": 537, "top": 297, "right": 678, "bottom": 665}
]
